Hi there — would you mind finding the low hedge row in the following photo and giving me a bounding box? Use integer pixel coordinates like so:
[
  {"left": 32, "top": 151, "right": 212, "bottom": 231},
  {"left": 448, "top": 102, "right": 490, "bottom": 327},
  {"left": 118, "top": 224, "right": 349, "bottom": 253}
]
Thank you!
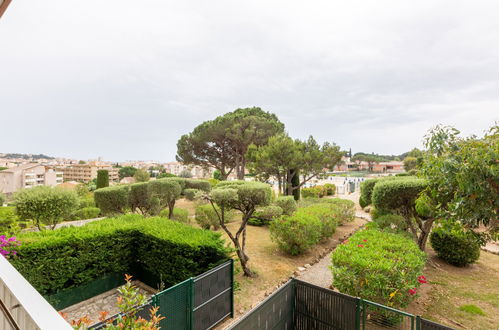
[
  {"left": 11, "top": 214, "right": 228, "bottom": 297},
  {"left": 269, "top": 201, "right": 352, "bottom": 255},
  {"left": 301, "top": 184, "right": 336, "bottom": 198},
  {"left": 331, "top": 225, "right": 426, "bottom": 308}
]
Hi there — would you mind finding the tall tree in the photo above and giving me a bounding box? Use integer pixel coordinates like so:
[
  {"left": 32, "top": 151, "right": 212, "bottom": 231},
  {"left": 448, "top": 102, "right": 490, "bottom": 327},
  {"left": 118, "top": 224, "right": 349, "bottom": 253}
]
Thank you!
[
  {"left": 176, "top": 107, "right": 284, "bottom": 180},
  {"left": 96, "top": 170, "right": 109, "bottom": 189},
  {"left": 133, "top": 168, "right": 150, "bottom": 182},
  {"left": 352, "top": 153, "right": 381, "bottom": 172},
  {"left": 247, "top": 134, "right": 344, "bottom": 196},
  {"left": 118, "top": 166, "right": 137, "bottom": 179}
]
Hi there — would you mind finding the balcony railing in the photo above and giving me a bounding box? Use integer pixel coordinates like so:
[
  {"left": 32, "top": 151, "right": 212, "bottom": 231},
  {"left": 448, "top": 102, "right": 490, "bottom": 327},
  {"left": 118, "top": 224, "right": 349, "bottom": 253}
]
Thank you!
[{"left": 0, "top": 256, "right": 72, "bottom": 330}]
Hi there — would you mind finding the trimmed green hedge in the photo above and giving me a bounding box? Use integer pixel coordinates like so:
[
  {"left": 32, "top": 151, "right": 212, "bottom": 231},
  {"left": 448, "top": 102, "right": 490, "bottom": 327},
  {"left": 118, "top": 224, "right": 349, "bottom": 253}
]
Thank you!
[
  {"left": 11, "top": 214, "right": 228, "bottom": 298},
  {"left": 94, "top": 185, "right": 129, "bottom": 215},
  {"left": 248, "top": 205, "right": 283, "bottom": 226},
  {"left": 331, "top": 226, "right": 426, "bottom": 308},
  {"left": 274, "top": 196, "right": 297, "bottom": 215},
  {"left": 371, "top": 178, "right": 427, "bottom": 213},
  {"left": 73, "top": 207, "right": 101, "bottom": 220}
]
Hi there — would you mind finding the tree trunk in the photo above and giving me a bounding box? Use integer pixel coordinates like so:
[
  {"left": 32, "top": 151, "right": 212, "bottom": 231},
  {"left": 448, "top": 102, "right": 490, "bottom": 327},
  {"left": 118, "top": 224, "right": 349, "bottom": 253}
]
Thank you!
[{"left": 168, "top": 200, "right": 175, "bottom": 219}]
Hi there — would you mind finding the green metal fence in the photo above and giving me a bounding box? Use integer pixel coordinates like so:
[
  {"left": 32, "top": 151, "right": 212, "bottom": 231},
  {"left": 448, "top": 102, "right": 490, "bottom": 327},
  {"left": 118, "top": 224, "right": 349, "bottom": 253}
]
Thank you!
[
  {"left": 151, "top": 259, "right": 234, "bottom": 330},
  {"left": 229, "top": 279, "right": 454, "bottom": 330}
]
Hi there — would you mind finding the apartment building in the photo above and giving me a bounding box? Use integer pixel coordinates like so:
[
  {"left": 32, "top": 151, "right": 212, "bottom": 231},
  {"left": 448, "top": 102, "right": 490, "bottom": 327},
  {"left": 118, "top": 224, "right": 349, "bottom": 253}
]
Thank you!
[
  {"left": 0, "top": 164, "right": 63, "bottom": 194},
  {"left": 61, "top": 162, "right": 119, "bottom": 183}
]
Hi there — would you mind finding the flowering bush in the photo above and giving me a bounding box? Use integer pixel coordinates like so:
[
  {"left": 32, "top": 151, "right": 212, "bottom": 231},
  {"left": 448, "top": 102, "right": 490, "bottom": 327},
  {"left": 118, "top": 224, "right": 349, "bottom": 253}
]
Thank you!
[
  {"left": 0, "top": 235, "right": 20, "bottom": 258},
  {"left": 331, "top": 227, "right": 426, "bottom": 308}
]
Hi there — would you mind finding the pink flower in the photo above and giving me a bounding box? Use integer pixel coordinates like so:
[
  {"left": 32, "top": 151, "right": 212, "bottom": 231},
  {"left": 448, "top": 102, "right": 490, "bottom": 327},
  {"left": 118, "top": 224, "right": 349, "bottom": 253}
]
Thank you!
[
  {"left": 363, "top": 239, "right": 367, "bottom": 242},
  {"left": 408, "top": 288, "right": 417, "bottom": 295},
  {"left": 358, "top": 244, "right": 364, "bottom": 247},
  {"left": 417, "top": 275, "right": 427, "bottom": 284}
]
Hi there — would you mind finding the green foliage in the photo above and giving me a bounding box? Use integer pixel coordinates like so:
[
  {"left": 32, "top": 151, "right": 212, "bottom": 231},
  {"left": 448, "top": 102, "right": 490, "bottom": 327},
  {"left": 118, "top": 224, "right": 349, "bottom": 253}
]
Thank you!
[
  {"left": 295, "top": 204, "right": 337, "bottom": 239},
  {"left": 248, "top": 205, "right": 283, "bottom": 226},
  {"left": 269, "top": 213, "right": 322, "bottom": 255},
  {"left": 421, "top": 124, "right": 498, "bottom": 230},
  {"left": 207, "top": 178, "right": 219, "bottom": 187},
  {"left": 196, "top": 204, "right": 234, "bottom": 230},
  {"left": 183, "top": 179, "right": 211, "bottom": 192},
  {"left": 325, "top": 198, "right": 356, "bottom": 224},
  {"left": 12, "top": 215, "right": 228, "bottom": 296},
  {"left": 430, "top": 221, "right": 481, "bottom": 266},
  {"left": 15, "top": 186, "right": 79, "bottom": 229},
  {"left": 177, "top": 107, "right": 284, "bottom": 180},
  {"left": 301, "top": 186, "right": 326, "bottom": 198},
  {"left": 147, "top": 179, "right": 182, "bottom": 214},
  {"left": 156, "top": 172, "right": 176, "bottom": 179},
  {"left": 94, "top": 185, "right": 130, "bottom": 216},
  {"left": 133, "top": 169, "right": 150, "bottom": 182},
  {"left": 96, "top": 170, "right": 109, "bottom": 189},
  {"left": 331, "top": 228, "right": 426, "bottom": 308},
  {"left": 118, "top": 166, "right": 138, "bottom": 180},
  {"left": 160, "top": 207, "right": 189, "bottom": 223},
  {"left": 274, "top": 196, "right": 297, "bottom": 215},
  {"left": 183, "top": 188, "right": 199, "bottom": 201},
  {"left": 0, "top": 206, "right": 18, "bottom": 234},
  {"left": 128, "top": 182, "right": 151, "bottom": 214},
  {"left": 213, "top": 169, "right": 222, "bottom": 180},
  {"left": 373, "top": 214, "right": 408, "bottom": 233},
  {"left": 403, "top": 156, "right": 418, "bottom": 171},
  {"left": 0, "top": 193, "right": 5, "bottom": 206},
  {"left": 459, "top": 304, "right": 485, "bottom": 316},
  {"left": 323, "top": 183, "right": 336, "bottom": 196},
  {"left": 291, "top": 169, "right": 300, "bottom": 200},
  {"left": 372, "top": 178, "right": 427, "bottom": 213},
  {"left": 73, "top": 207, "right": 101, "bottom": 220}
]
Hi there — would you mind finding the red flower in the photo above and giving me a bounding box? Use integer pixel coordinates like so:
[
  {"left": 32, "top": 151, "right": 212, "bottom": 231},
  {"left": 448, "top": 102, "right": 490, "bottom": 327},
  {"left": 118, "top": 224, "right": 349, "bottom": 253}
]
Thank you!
[
  {"left": 363, "top": 239, "right": 367, "bottom": 242},
  {"left": 417, "top": 275, "right": 427, "bottom": 284},
  {"left": 358, "top": 244, "right": 364, "bottom": 247},
  {"left": 408, "top": 288, "right": 417, "bottom": 295}
]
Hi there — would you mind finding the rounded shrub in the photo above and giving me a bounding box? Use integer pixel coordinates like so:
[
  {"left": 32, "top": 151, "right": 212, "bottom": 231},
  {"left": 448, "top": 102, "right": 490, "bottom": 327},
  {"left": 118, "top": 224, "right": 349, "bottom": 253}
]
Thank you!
[
  {"left": 296, "top": 204, "right": 337, "bottom": 240},
  {"left": 371, "top": 178, "right": 427, "bottom": 213},
  {"left": 430, "top": 221, "right": 481, "bottom": 267},
  {"left": 301, "top": 186, "right": 325, "bottom": 198},
  {"left": 325, "top": 198, "right": 356, "bottom": 224},
  {"left": 248, "top": 205, "right": 283, "bottom": 226},
  {"left": 0, "top": 206, "right": 18, "bottom": 234},
  {"left": 323, "top": 183, "right": 336, "bottom": 196},
  {"left": 73, "top": 207, "right": 101, "bottom": 220},
  {"left": 269, "top": 213, "right": 322, "bottom": 255},
  {"left": 331, "top": 228, "right": 426, "bottom": 308},
  {"left": 183, "top": 188, "right": 199, "bottom": 201},
  {"left": 274, "top": 196, "right": 297, "bottom": 216}
]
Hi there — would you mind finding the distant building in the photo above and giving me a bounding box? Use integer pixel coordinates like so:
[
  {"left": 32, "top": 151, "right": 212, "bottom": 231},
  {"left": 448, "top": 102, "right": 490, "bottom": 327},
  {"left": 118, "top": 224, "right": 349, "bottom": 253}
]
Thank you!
[
  {"left": 163, "top": 162, "right": 213, "bottom": 179},
  {"left": 0, "top": 164, "right": 63, "bottom": 194},
  {"left": 60, "top": 162, "right": 119, "bottom": 183}
]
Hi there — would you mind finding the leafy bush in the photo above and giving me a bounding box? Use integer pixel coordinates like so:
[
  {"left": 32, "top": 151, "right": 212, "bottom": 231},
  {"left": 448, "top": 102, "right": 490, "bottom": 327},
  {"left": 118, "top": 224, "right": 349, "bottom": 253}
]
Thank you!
[
  {"left": 183, "top": 188, "right": 199, "bottom": 201},
  {"left": 430, "top": 221, "right": 481, "bottom": 266},
  {"left": 195, "top": 204, "right": 234, "bottom": 230},
  {"left": 207, "top": 178, "right": 219, "bottom": 188},
  {"left": 73, "top": 207, "right": 101, "bottom": 220},
  {"left": 184, "top": 179, "right": 211, "bottom": 192},
  {"left": 323, "top": 183, "right": 336, "bottom": 196},
  {"left": 15, "top": 186, "right": 79, "bottom": 230},
  {"left": 331, "top": 228, "right": 426, "bottom": 308},
  {"left": 270, "top": 213, "right": 322, "bottom": 255},
  {"left": 274, "top": 196, "right": 297, "bottom": 215},
  {"left": 359, "top": 179, "right": 379, "bottom": 207},
  {"left": 296, "top": 204, "right": 337, "bottom": 239},
  {"left": 0, "top": 206, "right": 18, "bottom": 234},
  {"left": 159, "top": 207, "right": 189, "bottom": 223},
  {"left": 371, "top": 178, "right": 427, "bottom": 213},
  {"left": 248, "top": 205, "right": 283, "bottom": 226},
  {"left": 12, "top": 214, "right": 228, "bottom": 296},
  {"left": 128, "top": 182, "right": 152, "bottom": 214},
  {"left": 78, "top": 194, "right": 95, "bottom": 208},
  {"left": 94, "top": 185, "right": 130, "bottom": 215},
  {"left": 325, "top": 198, "right": 356, "bottom": 224},
  {"left": 374, "top": 214, "right": 408, "bottom": 233},
  {"left": 301, "top": 186, "right": 326, "bottom": 198}
]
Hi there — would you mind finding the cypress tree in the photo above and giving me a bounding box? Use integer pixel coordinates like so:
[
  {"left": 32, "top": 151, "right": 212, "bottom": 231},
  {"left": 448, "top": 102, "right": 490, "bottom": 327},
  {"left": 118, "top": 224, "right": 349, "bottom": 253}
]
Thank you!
[
  {"left": 96, "top": 170, "right": 109, "bottom": 189},
  {"left": 291, "top": 169, "right": 300, "bottom": 201}
]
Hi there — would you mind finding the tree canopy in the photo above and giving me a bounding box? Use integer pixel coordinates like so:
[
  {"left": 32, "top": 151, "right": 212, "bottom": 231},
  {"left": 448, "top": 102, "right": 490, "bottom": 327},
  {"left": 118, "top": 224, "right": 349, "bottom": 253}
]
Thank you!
[
  {"left": 247, "top": 134, "right": 343, "bottom": 196},
  {"left": 176, "top": 107, "right": 284, "bottom": 180},
  {"left": 420, "top": 124, "right": 498, "bottom": 232},
  {"left": 133, "top": 168, "right": 150, "bottom": 182},
  {"left": 119, "top": 166, "right": 138, "bottom": 179}
]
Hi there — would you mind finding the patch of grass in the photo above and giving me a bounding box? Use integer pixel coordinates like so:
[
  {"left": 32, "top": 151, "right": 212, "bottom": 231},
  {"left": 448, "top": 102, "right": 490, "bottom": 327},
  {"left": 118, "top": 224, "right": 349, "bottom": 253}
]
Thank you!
[{"left": 459, "top": 304, "right": 485, "bottom": 316}]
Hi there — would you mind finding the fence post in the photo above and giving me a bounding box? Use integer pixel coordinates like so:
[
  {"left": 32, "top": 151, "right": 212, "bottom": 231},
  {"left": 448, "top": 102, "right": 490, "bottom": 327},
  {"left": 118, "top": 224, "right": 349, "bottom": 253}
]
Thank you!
[
  {"left": 230, "top": 259, "right": 234, "bottom": 318},
  {"left": 416, "top": 316, "right": 421, "bottom": 330},
  {"left": 355, "top": 298, "right": 361, "bottom": 330},
  {"left": 188, "top": 278, "right": 194, "bottom": 330}
]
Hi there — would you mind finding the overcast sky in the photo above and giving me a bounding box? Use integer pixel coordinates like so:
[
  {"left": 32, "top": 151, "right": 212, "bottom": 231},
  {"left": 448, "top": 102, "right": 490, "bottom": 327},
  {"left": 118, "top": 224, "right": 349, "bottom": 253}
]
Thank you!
[{"left": 1, "top": 1, "right": 497, "bottom": 162}]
